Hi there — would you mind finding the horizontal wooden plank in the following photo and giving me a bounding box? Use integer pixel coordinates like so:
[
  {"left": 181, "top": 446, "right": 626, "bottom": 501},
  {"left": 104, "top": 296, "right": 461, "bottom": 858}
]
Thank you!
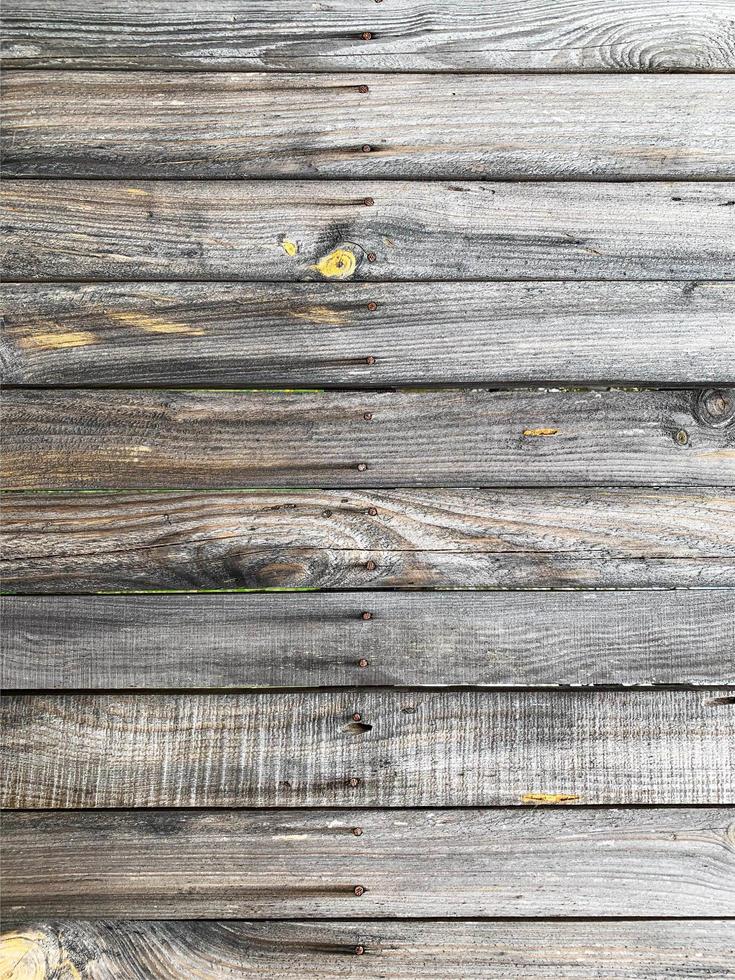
[
  {"left": 4, "top": 921, "right": 735, "bottom": 980},
  {"left": 3, "top": 0, "right": 734, "bottom": 71},
  {"left": 2, "top": 920, "right": 734, "bottom": 977},
  {"left": 4, "top": 591, "right": 733, "bottom": 689},
  {"left": 4, "top": 73, "right": 733, "bottom": 180},
  {"left": 3, "top": 388, "right": 734, "bottom": 491},
  {"left": 3, "top": 180, "right": 734, "bottom": 282},
  {"left": 3, "top": 281, "right": 734, "bottom": 387},
  {"left": 3, "top": 488, "right": 734, "bottom": 593},
  {"left": 2, "top": 690, "right": 733, "bottom": 808},
  {"left": 3, "top": 808, "right": 734, "bottom": 916}
]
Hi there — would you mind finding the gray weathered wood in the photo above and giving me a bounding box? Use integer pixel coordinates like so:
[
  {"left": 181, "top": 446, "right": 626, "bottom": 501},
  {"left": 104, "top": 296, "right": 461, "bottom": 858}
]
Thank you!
[
  {"left": 2, "top": 920, "right": 734, "bottom": 977},
  {"left": 4, "top": 591, "right": 733, "bottom": 689},
  {"left": 4, "top": 388, "right": 734, "bottom": 490},
  {"left": 3, "top": 180, "right": 733, "bottom": 282},
  {"left": 2, "top": 691, "right": 733, "bottom": 808},
  {"left": 5, "top": 73, "right": 733, "bottom": 180},
  {"left": 3, "top": 0, "right": 734, "bottom": 71},
  {"left": 3, "top": 808, "right": 734, "bottom": 917},
  {"left": 3, "top": 281, "right": 733, "bottom": 387},
  {"left": 3, "top": 488, "right": 734, "bottom": 592}
]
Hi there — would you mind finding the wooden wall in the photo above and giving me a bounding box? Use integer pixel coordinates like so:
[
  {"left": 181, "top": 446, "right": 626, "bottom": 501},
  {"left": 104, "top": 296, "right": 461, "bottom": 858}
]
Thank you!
[{"left": 1, "top": 1, "right": 734, "bottom": 976}]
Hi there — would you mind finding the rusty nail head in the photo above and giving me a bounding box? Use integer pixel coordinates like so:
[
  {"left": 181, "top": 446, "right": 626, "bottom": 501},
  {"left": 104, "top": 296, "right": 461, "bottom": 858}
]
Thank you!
[
  {"left": 357, "top": 462, "right": 368, "bottom": 471},
  {"left": 365, "top": 355, "right": 376, "bottom": 365},
  {"left": 367, "top": 507, "right": 378, "bottom": 516},
  {"left": 355, "top": 945, "right": 365, "bottom": 955},
  {"left": 366, "top": 560, "right": 377, "bottom": 572},
  {"left": 361, "top": 610, "right": 373, "bottom": 620},
  {"left": 676, "top": 429, "right": 689, "bottom": 445},
  {"left": 361, "top": 31, "right": 373, "bottom": 40},
  {"left": 358, "top": 658, "right": 369, "bottom": 668},
  {"left": 364, "top": 197, "right": 375, "bottom": 207},
  {"left": 367, "top": 301, "right": 377, "bottom": 311},
  {"left": 367, "top": 252, "right": 377, "bottom": 262},
  {"left": 353, "top": 826, "right": 364, "bottom": 836},
  {"left": 358, "top": 84, "right": 369, "bottom": 94},
  {"left": 364, "top": 412, "right": 373, "bottom": 421},
  {"left": 353, "top": 712, "right": 362, "bottom": 721},
  {"left": 362, "top": 144, "right": 372, "bottom": 153},
  {"left": 354, "top": 885, "right": 365, "bottom": 896},
  {"left": 349, "top": 777, "right": 360, "bottom": 787}
]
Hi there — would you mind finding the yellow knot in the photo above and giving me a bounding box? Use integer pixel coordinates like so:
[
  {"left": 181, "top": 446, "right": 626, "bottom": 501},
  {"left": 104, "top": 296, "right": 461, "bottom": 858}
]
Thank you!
[
  {"left": 0, "top": 931, "right": 58, "bottom": 979},
  {"left": 312, "top": 248, "right": 357, "bottom": 280},
  {"left": 281, "top": 239, "right": 299, "bottom": 257},
  {"left": 522, "top": 428, "right": 559, "bottom": 437},
  {"left": 522, "top": 792, "right": 579, "bottom": 805}
]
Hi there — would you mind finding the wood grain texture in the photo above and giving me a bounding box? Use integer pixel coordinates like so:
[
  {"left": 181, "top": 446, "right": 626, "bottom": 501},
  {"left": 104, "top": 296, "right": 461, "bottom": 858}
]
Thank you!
[
  {"left": 4, "top": 591, "right": 733, "bottom": 689},
  {"left": 3, "top": 281, "right": 734, "bottom": 387},
  {"left": 3, "top": 808, "right": 735, "bottom": 917},
  {"left": 2, "top": 920, "right": 734, "bottom": 978},
  {"left": 3, "top": 180, "right": 734, "bottom": 282},
  {"left": 4, "top": 72, "right": 734, "bottom": 180},
  {"left": 3, "top": 0, "right": 735, "bottom": 71},
  {"left": 4, "top": 387, "right": 734, "bottom": 491},
  {"left": 4, "top": 488, "right": 734, "bottom": 593},
  {"left": 2, "top": 690, "right": 733, "bottom": 808}
]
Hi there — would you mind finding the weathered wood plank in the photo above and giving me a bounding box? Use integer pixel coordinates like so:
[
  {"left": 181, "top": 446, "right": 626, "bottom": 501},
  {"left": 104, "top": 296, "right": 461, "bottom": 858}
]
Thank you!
[
  {"left": 5, "top": 73, "right": 733, "bottom": 180},
  {"left": 2, "top": 920, "right": 734, "bottom": 977},
  {"left": 3, "top": 388, "right": 734, "bottom": 491},
  {"left": 3, "top": 488, "right": 734, "bottom": 592},
  {"left": 3, "top": 180, "right": 733, "bottom": 282},
  {"left": 3, "top": 281, "right": 734, "bottom": 387},
  {"left": 3, "top": 0, "right": 734, "bottom": 71},
  {"left": 3, "top": 808, "right": 734, "bottom": 917},
  {"left": 5, "top": 591, "right": 733, "bottom": 689},
  {"left": 2, "top": 691, "right": 733, "bottom": 808}
]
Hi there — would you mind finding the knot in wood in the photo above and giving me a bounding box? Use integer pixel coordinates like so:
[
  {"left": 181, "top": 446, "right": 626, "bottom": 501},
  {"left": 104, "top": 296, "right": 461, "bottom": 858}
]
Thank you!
[{"left": 695, "top": 388, "right": 735, "bottom": 428}]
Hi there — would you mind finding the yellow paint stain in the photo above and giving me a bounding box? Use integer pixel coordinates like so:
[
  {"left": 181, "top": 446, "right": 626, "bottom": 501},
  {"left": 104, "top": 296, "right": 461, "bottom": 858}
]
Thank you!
[
  {"left": 0, "top": 931, "right": 57, "bottom": 980},
  {"left": 125, "top": 187, "right": 148, "bottom": 196},
  {"left": 109, "top": 312, "right": 204, "bottom": 336},
  {"left": 281, "top": 239, "right": 299, "bottom": 257},
  {"left": 522, "top": 427, "right": 559, "bottom": 437},
  {"left": 288, "top": 305, "right": 348, "bottom": 326},
  {"left": 522, "top": 792, "right": 580, "bottom": 805},
  {"left": 19, "top": 330, "right": 97, "bottom": 351},
  {"left": 312, "top": 248, "right": 357, "bottom": 280}
]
